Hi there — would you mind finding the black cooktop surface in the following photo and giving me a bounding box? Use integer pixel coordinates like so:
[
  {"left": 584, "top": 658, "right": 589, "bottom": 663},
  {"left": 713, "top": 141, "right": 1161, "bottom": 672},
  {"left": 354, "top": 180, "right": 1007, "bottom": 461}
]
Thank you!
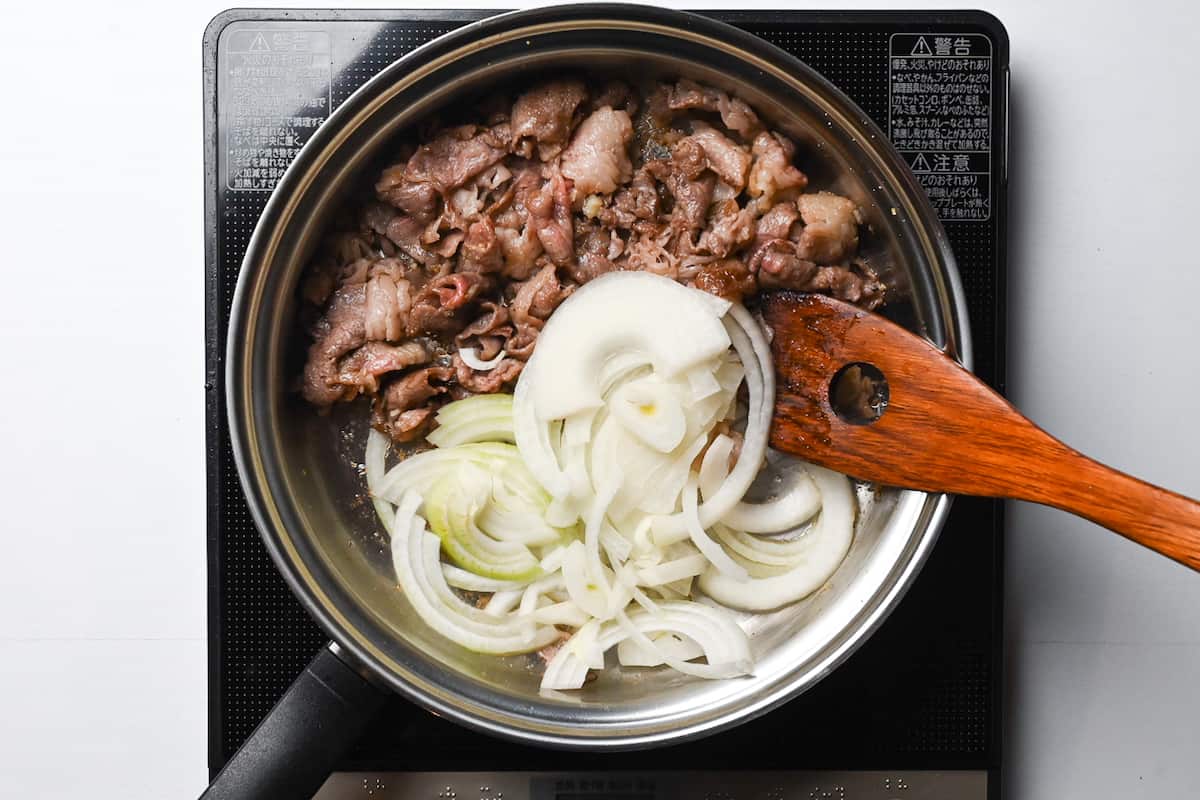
[{"left": 204, "top": 7, "right": 1008, "bottom": 791}]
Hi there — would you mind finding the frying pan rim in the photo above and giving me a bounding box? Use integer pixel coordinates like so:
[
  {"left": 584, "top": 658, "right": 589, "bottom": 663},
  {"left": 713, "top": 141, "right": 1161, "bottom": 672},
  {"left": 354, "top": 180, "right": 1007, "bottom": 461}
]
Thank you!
[{"left": 226, "top": 2, "right": 971, "bottom": 749}]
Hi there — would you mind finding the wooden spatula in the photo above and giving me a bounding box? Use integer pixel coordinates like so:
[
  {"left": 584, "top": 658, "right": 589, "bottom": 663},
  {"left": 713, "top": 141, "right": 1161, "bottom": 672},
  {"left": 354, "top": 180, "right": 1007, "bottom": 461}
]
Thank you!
[{"left": 762, "top": 292, "right": 1200, "bottom": 572}]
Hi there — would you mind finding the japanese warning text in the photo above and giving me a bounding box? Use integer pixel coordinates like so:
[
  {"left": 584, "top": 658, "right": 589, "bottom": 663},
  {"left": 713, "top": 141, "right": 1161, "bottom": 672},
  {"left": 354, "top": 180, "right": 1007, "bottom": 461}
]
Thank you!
[
  {"left": 223, "top": 29, "right": 332, "bottom": 191},
  {"left": 889, "top": 33, "right": 993, "bottom": 221}
]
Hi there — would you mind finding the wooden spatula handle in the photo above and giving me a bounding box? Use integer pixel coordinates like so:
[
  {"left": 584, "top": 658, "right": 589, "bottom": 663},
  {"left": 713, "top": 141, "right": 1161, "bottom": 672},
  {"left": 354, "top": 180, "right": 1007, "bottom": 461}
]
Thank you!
[
  {"left": 764, "top": 293, "right": 1200, "bottom": 571},
  {"left": 1031, "top": 446, "right": 1200, "bottom": 571}
]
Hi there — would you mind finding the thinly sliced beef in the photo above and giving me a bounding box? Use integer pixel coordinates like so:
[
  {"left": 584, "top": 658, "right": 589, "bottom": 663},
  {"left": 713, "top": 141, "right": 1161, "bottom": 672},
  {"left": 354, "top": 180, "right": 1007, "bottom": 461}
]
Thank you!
[
  {"left": 528, "top": 174, "right": 574, "bottom": 266},
  {"left": 301, "top": 77, "right": 880, "bottom": 441},
  {"left": 665, "top": 79, "right": 762, "bottom": 138},
  {"left": 512, "top": 263, "right": 572, "bottom": 325},
  {"left": 336, "top": 341, "right": 431, "bottom": 398},
  {"left": 376, "top": 168, "right": 439, "bottom": 221},
  {"left": 572, "top": 223, "right": 624, "bottom": 283},
  {"left": 698, "top": 199, "right": 757, "bottom": 258},
  {"left": 453, "top": 352, "right": 525, "bottom": 393},
  {"left": 511, "top": 79, "right": 588, "bottom": 150},
  {"left": 755, "top": 202, "right": 801, "bottom": 240},
  {"left": 625, "top": 228, "right": 678, "bottom": 279},
  {"left": 505, "top": 263, "right": 572, "bottom": 357},
  {"left": 459, "top": 218, "right": 503, "bottom": 274},
  {"left": 753, "top": 239, "right": 818, "bottom": 290},
  {"left": 495, "top": 222, "right": 543, "bottom": 279},
  {"left": 692, "top": 258, "right": 756, "bottom": 302},
  {"left": 302, "top": 279, "right": 367, "bottom": 407},
  {"left": 646, "top": 139, "right": 715, "bottom": 234},
  {"left": 455, "top": 302, "right": 513, "bottom": 361},
  {"left": 372, "top": 366, "right": 453, "bottom": 442},
  {"left": 592, "top": 80, "right": 638, "bottom": 113},
  {"left": 385, "top": 216, "right": 440, "bottom": 266},
  {"left": 404, "top": 125, "right": 507, "bottom": 193},
  {"left": 747, "top": 132, "right": 808, "bottom": 202},
  {"left": 800, "top": 264, "right": 884, "bottom": 308},
  {"left": 363, "top": 259, "right": 415, "bottom": 341},
  {"left": 599, "top": 167, "right": 659, "bottom": 229},
  {"left": 407, "top": 272, "right": 490, "bottom": 335},
  {"left": 796, "top": 191, "right": 859, "bottom": 264},
  {"left": 560, "top": 107, "right": 634, "bottom": 197},
  {"left": 752, "top": 238, "right": 882, "bottom": 309},
  {"left": 687, "top": 123, "right": 751, "bottom": 191}
]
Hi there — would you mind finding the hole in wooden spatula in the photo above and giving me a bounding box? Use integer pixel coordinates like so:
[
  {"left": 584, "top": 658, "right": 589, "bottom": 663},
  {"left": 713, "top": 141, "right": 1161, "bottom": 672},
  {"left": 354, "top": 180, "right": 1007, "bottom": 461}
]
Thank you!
[{"left": 830, "top": 362, "right": 889, "bottom": 424}]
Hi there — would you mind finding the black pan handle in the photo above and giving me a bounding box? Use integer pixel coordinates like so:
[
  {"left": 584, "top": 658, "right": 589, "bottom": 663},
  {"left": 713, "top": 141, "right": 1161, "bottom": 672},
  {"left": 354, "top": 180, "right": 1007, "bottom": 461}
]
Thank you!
[{"left": 200, "top": 642, "right": 390, "bottom": 800}]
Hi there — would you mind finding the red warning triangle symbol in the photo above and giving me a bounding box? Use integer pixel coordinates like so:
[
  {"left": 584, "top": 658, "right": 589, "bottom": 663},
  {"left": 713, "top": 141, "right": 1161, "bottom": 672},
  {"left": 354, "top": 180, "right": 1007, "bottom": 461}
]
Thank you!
[{"left": 911, "top": 36, "right": 933, "bottom": 56}]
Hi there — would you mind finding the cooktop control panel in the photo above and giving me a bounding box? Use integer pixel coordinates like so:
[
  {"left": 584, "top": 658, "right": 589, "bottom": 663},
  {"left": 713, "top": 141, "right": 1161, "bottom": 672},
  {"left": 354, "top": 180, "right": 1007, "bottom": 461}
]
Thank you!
[{"left": 316, "top": 771, "right": 986, "bottom": 799}]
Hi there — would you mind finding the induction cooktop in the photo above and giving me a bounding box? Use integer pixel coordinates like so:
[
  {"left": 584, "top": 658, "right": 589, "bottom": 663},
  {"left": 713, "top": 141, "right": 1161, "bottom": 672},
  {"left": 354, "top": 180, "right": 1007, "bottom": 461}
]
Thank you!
[{"left": 203, "top": 9, "right": 1009, "bottom": 799}]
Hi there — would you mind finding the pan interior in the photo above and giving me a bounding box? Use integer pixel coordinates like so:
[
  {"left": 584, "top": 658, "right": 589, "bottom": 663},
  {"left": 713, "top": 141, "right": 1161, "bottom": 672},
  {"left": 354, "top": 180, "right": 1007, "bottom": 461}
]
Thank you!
[{"left": 237, "top": 28, "right": 960, "bottom": 745}]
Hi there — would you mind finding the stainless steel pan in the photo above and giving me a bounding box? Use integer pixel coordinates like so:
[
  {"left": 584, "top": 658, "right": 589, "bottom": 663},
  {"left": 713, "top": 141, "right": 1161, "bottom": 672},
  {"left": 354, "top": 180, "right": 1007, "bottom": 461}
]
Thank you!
[{"left": 204, "top": 5, "right": 969, "bottom": 797}]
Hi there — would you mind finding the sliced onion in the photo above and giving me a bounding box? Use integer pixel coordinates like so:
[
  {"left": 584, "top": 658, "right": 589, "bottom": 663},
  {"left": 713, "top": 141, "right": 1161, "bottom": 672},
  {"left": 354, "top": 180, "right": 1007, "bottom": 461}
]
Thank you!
[
  {"left": 540, "top": 620, "right": 601, "bottom": 690},
  {"left": 521, "top": 272, "right": 732, "bottom": 421},
  {"left": 534, "top": 601, "right": 592, "bottom": 627},
  {"left": 428, "top": 394, "right": 515, "bottom": 448},
  {"left": 389, "top": 492, "right": 557, "bottom": 654},
  {"left": 539, "top": 546, "right": 567, "bottom": 573},
  {"left": 609, "top": 374, "right": 687, "bottom": 453},
  {"left": 599, "top": 521, "right": 633, "bottom": 565},
  {"left": 458, "top": 346, "right": 507, "bottom": 371},
  {"left": 583, "top": 478, "right": 621, "bottom": 604},
  {"left": 484, "top": 589, "right": 523, "bottom": 616},
  {"left": 697, "top": 433, "right": 735, "bottom": 500},
  {"left": 518, "top": 575, "right": 566, "bottom": 618},
  {"left": 513, "top": 377, "right": 571, "bottom": 502},
  {"left": 681, "top": 476, "right": 748, "bottom": 580},
  {"left": 367, "top": 273, "right": 860, "bottom": 689},
  {"left": 540, "top": 601, "right": 750, "bottom": 690},
  {"left": 636, "top": 550, "right": 709, "bottom": 586},
  {"left": 686, "top": 366, "right": 722, "bottom": 401},
  {"left": 365, "top": 429, "right": 395, "bottom": 531},
  {"left": 692, "top": 304, "right": 774, "bottom": 526},
  {"left": 650, "top": 304, "right": 772, "bottom": 541},
  {"left": 617, "top": 632, "right": 705, "bottom": 667},
  {"left": 700, "top": 442, "right": 822, "bottom": 535},
  {"left": 562, "top": 540, "right": 610, "bottom": 619},
  {"left": 699, "top": 465, "right": 855, "bottom": 611},
  {"left": 441, "top": 564, "right": 530, "bottom": 593}
]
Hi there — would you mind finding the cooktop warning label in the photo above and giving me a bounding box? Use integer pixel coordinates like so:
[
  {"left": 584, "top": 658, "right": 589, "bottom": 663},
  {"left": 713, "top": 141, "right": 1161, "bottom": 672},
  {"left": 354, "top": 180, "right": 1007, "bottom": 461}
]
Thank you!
[
  {"left": 889, "top": 33, "right": 992, "bottom": 221},
  {"left": 222, "top": 28, "right": 331, "bottom": 191}
]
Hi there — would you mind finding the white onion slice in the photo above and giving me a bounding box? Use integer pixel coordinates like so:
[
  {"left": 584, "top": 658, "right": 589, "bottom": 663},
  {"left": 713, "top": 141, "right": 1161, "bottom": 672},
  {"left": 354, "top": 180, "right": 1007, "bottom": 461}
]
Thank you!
[
  {"left": 365, "top": 429, "right": 396, "bottom": 531},
  {"left": 458, "top": 346, "right": 507, "bottom": 371},
  {"left": 389, "top": 492, "right": 557, "bottom": 654},
  {"left": 534, "top": 601, "right": 591, "bottom": 627},
  {"left": 699, "top": 465, "right": 855, "bottom": 611},
  {"left": 562, "top": 540, "right": 610, "bottom": 619},
  {"left": 693, "top": 304, "right": 774, "bottom": 526},
  {"left": 441, "top": 565, "right": 530, "bottom": 593},
  {"left": 700, "top": 441, "right": 822, "bottom": 534},
  {"left": 583, "top": 478, "right": 621, "bottom": 603},
  {"left": 521, "top": 272, "right": 732, "bottom": 421},
  {"left": 484, "top": 589, "right": 523, "bottom": 616},
  {"left": 636, "top": 551, "right": 709, "bottom": 586},
  {"left": 617, "top": 632, "right": 705, "bottom": 667},
  {"left": 539, "top": 601, "right": 751, "bottom": 690},
  {"left": 650, "top": 304, "right": 772, "bottom": 541},
  {"left": 681, "top": 476, "right": 748, "bottom": 580}
]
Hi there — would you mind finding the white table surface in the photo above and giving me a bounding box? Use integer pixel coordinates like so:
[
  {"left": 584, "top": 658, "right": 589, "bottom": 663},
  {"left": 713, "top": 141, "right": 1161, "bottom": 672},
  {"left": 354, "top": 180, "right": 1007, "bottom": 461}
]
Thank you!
[{"left": 1, "top": 1, "right": 1196, "bottom": 797}]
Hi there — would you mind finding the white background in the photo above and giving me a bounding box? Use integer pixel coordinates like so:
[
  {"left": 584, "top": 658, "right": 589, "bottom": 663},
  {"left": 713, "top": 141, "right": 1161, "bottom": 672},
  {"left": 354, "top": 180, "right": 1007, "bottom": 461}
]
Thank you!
[{"left": 0, "top": 1, "right": 1196, "bottom": 797}]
